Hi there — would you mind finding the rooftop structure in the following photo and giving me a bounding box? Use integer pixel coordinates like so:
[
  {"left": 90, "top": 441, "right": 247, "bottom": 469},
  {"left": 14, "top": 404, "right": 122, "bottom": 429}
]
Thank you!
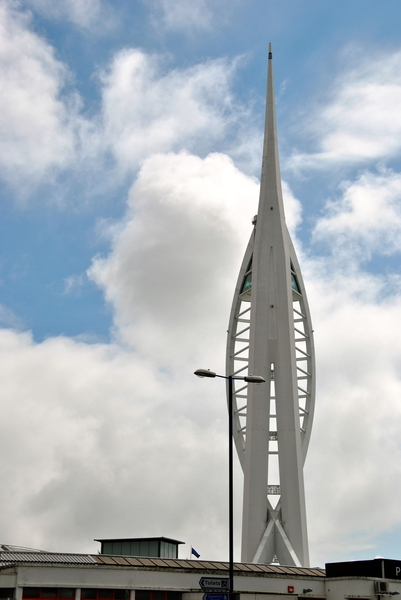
[{"left": 95, "top": 538, "right": 184, "bottom": 559}]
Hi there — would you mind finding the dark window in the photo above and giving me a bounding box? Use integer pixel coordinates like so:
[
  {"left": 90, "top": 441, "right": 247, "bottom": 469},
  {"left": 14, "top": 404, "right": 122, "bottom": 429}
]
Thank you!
[
  {"left": 81, "top": 592, "right": 127, "bottom": 600},
  {"left": 23, "top": 591, "right": 75, "bottom": 600},
  {"left": 81, "top": 592, "right": 97, "bottom": 600},
  {"left": 121, "top": 542, "right": 131, "bottom": 555},
  {"left": 130, "top": 541, "right": 140, "bottom": 556},
  {"left": 112, "top": 542, "right": 122, "bottom": 555},
  {"left": 135, "top": 593, "right": 181, "bottom": 600},
  {"left": 0, "top": 590, "right": 14, "bottom": 599},
  {"left": 148, "top": 541, "right": 158, "bottom": 557},
  {"left": 102, "top": 542, "right": 113, "bottom": 555},
  {"left": 139, "top": 541, "right": 149, "bottom": 556},
  {"left": 23, "top": 592, "right": 40, "bottom": 599}
]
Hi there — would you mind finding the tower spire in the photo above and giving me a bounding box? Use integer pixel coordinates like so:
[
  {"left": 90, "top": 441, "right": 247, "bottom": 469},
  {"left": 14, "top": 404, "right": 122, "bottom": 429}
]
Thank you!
[{"left": 226, "top": 44, "right": 315, "bottom": 567}]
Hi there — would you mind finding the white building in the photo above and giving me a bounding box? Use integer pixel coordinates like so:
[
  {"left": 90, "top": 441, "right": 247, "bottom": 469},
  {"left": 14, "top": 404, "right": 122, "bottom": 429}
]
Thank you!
[{"left": 1, "top": 542, "right": 401, "bottom": 600}]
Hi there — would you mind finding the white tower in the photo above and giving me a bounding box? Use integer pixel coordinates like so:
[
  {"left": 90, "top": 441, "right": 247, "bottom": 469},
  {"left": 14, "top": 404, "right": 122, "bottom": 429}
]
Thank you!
[{"left": 226, "top": 45, "right": 315, "bottom": 567}]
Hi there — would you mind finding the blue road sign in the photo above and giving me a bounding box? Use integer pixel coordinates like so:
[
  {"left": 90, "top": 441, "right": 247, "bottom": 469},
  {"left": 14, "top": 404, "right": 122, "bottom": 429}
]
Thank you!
[{"left": 203, "top": 594, "right": 229, "bottom": 600}]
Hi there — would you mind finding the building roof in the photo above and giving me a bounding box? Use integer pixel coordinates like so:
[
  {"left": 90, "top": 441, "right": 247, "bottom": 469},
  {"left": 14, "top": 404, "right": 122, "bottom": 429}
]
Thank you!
[
  {"left": 94, "top": 537, "right": 184, "bottom": 545},
  {"left": 0, "top": 544, "right": 45, "bottom": 552},
  {"left": 0, "top": 549, "right": 325, "bottom": 578}
]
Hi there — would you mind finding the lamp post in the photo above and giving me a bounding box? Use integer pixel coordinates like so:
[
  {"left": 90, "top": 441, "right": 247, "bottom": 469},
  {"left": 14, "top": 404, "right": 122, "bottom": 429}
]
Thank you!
[{"left": 194, "top": 369, "right": 265, "bottom": 598}]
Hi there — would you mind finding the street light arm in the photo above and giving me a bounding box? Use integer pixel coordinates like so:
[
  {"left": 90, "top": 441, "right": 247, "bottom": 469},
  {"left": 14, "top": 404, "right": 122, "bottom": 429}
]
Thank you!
[{"left": 194, "top": 370, "right": 265, "bottom": 384}]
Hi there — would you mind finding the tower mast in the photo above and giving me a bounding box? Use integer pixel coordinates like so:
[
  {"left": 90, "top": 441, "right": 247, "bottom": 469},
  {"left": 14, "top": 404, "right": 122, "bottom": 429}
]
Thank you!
[{"left": 226, "top": 44, "right": 315, "bottom": 567}]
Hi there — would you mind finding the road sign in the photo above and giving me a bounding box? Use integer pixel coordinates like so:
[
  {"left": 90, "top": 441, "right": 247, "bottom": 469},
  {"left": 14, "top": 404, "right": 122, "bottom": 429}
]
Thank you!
[
  {"left": 199, "top": 578, "right": 229, "bottom": 590},
  {"left": 203, "top": 594, "right": 229, "bottom": 600}
]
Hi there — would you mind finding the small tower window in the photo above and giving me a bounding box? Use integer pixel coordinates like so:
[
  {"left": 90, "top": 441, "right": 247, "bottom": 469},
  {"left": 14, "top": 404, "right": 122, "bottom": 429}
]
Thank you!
[
  {"left": 240, "top": 257, "right": 253, "bottom": 297},
  {"left": 290, "top": 262, "right": 301, "bottom": 294}
]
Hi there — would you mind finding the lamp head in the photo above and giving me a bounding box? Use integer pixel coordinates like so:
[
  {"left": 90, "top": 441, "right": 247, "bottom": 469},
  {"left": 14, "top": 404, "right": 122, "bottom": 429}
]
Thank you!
[
  {"left": 194, "top": 369, "right": 217, "bottom": 378},
  {"left": 244, "top": 375, "right": 266, "bottom": 384}
]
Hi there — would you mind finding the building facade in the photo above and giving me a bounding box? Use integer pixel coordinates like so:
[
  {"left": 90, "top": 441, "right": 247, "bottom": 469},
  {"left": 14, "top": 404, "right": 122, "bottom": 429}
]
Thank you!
[{"left": 1, "top": 547, "right": 401, "bottom": 600}]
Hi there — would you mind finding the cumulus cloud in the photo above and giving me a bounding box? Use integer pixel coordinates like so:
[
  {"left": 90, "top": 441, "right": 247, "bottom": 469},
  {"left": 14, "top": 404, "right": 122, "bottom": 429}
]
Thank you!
[
  {"left": 313, "top": 167, "right": 401, "bottom": 261},
  {"left": 88, "top": 150, "right": 259, "bottom": 364},
  {"left": 305, "top": 264, "right": 401, "bottom": 563},
  {"left": 0, "top": 2, "right": 253, "bottom": 202},
  {"left": 24, "top": 0, "right": 116, "bottom": 30},
  {"left": 0, "top": 149, "right": 262, "bottom": 558},
  {"left": 290, "top": 48, "right": 401, "bottom": 170},
  {"left": 0, "top": 327, "right": 233, "bottom": 556},
  {"left": 0, "top": 0, "right": 83, "bottom": 190},
  {"left": 299, "top": 156, "right": 401, "bottom": 563},
  {"left": 99, "top": 49, "right": 241, "bottom": 175},
  {"left": 0, "top": 146, "right": 306, "bottom": 559}
]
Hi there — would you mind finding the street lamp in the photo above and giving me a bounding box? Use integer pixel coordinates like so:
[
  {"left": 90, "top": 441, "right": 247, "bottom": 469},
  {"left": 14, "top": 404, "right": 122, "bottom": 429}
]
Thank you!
[{"left": 194, "top": 368, "right": 265, "bottom": 598}]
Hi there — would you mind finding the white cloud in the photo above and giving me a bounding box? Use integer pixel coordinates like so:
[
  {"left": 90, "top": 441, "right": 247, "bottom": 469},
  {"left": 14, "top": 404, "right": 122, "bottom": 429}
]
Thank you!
[
  {"left": 313, "top": 167, "right": 401, "bottom": 261},
  {"left": 290, "top": 49, "right": 401, "bottom": 170},
  {"left": 148, "top": 0, "right": 213, "bottom": 31},
  {"left": 0, "top": 0, "right": 83, "bottom": 191},
  {"left": 0, "top": 3, "right": 251, "bottom": 201},
  {"left": 300, "top": 160, "right": 401, "bottom": 563},
  {"left": 282, "top": 179, "right": 302, "bottom": 236},
  {"left": 99, "top": 49, "right": 240, "bottom": 175},
  {"left": 0, "top": 304, "right": 24, "bottom": 329},
  {"left": 88, "top": 150, "right": 259, "bottom": 365},
  {"left": 0, "top": 327, "right": 233, "bottom": 556},
  {"left": 145, "top": 0, "right": 236, "bottom": 33},
  {"left": 24, "top": 0, "right": 116, "bottom": 30},
  {"left": 305, "top": 265, "right": 401, "bottom": 563},
  {"left": 0, "top": 149, "right": 307, "bottom": 561},
  {"left": 63, "top": 274, "right": 86, "bottom": 295}
]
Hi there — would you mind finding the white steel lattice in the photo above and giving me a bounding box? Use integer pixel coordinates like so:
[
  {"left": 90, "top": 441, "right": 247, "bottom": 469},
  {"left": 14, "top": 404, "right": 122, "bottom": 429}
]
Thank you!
[{"left": 226, "top": 240, "right": 315, "bottom": 473}]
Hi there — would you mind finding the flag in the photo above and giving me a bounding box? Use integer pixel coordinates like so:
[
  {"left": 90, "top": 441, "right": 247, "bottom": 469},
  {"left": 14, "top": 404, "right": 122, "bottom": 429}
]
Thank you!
[{"left": 191, "top": 547, "right": 200, "bottom": 558}]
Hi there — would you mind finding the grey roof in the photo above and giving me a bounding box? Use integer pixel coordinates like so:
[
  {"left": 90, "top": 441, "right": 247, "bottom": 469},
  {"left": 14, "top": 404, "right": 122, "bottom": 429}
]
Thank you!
[
  {"left": 0, "top": 552, "right": 97, "bottom": 566},
  {"left": 0, "top": 544, "right": 46, "bottom": 553},
  {"left": 0, "top": 550, "right": 325, "bottom": 578},
  {"left": 94, "top": 537, "right": 184, "bottom": 545}
]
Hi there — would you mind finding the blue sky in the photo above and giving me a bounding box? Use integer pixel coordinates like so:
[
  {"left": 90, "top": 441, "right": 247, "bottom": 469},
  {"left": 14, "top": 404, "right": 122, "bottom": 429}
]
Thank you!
[{"left": 1, "top": 0, "right": 401, "bottom": 568}]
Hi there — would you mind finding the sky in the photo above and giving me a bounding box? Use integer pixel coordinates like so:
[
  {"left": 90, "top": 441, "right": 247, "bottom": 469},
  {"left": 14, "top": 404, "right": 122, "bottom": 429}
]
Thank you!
[{"left": 1, "top": 0, "right": 401, "bottom": 568}]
